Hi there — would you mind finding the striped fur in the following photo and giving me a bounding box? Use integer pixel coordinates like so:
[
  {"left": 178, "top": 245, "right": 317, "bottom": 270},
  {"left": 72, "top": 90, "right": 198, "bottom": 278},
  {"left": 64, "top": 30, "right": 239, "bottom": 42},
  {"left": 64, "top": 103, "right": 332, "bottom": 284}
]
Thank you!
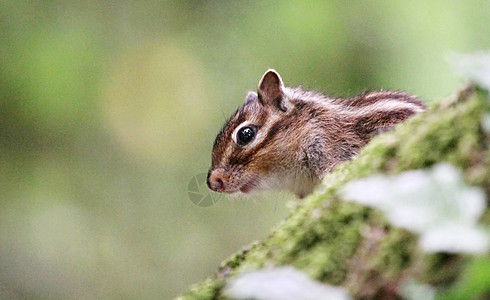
[{"left": 208, "top": 70, "right": 425, "bottom": 198}]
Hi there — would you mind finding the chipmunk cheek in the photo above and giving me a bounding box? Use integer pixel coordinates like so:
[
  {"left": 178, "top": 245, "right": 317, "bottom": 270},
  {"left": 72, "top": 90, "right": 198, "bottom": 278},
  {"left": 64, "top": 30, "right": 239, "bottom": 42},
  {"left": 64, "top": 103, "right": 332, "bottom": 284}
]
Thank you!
[{"left": 240, "top": 181, "right": 256, "bottom": 193}]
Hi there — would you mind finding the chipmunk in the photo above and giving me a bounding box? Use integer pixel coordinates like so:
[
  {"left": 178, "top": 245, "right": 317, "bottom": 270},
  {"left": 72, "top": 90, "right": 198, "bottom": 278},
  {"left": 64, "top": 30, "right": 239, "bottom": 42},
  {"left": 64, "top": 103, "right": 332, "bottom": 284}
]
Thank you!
[{"left": 207, "top": 70, "right": 425, "bottom": 198}]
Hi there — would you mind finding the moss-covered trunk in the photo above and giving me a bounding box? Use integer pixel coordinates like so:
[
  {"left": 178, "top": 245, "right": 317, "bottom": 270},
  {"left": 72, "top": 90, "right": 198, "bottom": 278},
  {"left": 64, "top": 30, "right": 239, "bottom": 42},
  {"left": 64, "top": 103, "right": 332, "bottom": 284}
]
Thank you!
[{"left": 178, "top": 86, "right": 490, "bottom": 300}]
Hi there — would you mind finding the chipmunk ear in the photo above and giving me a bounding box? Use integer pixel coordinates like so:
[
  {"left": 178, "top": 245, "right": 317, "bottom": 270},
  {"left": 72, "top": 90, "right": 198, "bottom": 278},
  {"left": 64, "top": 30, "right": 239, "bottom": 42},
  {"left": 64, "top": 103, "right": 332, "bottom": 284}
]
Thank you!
[{"left": 257, "top": 69, "right": 287, "bottom": 111}]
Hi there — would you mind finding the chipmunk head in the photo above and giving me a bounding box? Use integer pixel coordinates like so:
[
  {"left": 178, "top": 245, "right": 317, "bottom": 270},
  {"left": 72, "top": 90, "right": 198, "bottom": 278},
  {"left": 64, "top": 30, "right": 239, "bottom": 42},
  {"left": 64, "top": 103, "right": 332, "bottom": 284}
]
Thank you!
[
  {"left": 207, "top": 69, "right": 426, "bottom": 197},
  {"left": 207, "top": 69, "right": 295, "bottom": 194}
]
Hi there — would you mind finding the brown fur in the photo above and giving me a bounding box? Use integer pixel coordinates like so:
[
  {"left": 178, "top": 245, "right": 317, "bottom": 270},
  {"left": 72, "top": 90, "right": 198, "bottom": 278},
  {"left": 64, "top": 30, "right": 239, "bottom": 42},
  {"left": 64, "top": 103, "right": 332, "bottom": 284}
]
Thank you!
[{"left": 208, "top": 70, "right": 426, "bottom": 198}]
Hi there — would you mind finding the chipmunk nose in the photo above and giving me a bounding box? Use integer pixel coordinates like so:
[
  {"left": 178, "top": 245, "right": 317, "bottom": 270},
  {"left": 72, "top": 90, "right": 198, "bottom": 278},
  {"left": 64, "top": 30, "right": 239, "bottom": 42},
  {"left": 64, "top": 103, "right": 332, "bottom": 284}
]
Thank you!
[{"left": 207, "top": 170, "right": 224, "bottom": 192}]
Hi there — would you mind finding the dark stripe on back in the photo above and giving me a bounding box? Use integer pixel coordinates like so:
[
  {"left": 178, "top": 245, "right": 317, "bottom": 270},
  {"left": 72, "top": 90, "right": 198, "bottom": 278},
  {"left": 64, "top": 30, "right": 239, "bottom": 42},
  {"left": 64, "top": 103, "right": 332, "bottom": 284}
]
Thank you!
[{"left": 354, "top": 108, "right": 416, "bottom": 140}]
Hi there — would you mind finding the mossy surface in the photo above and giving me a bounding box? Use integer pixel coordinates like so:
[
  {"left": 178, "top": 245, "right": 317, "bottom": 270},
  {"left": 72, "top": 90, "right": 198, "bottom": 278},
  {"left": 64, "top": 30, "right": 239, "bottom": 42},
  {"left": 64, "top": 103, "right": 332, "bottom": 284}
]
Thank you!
[{"left": 177, "top": 87, "right": 489, "bottom": 300}]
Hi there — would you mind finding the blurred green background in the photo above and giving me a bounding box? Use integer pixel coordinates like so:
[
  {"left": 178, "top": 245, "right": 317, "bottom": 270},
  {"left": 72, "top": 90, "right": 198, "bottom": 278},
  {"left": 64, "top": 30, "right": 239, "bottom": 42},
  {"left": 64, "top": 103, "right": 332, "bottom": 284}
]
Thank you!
[{"left": 1, "top": 0, "right": 489, "bottom": 298}]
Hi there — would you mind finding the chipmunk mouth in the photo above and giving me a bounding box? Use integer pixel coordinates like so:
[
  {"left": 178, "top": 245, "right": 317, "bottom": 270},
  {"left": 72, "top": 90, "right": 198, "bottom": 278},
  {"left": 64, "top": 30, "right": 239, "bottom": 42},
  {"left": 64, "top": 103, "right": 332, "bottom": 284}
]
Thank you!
[{"left": 239, "top": 180, "right": 257, "bottom": 193}]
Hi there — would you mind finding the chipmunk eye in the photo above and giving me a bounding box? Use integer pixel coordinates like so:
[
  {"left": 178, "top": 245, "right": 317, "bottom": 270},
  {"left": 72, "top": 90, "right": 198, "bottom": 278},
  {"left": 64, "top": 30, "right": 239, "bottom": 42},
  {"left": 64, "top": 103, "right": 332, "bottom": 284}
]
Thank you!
[{"left": 237, "top": 126, "right": 256, "bottom": 146}]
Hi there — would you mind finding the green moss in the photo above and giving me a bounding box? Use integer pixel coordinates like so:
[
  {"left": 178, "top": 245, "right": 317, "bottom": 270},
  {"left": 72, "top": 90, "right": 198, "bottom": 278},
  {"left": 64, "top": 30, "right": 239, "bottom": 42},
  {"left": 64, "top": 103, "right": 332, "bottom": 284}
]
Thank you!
[
  {"left": 176, "top": 278, "right": 224, "bottom": 300},
  {"left": 436, "top": 256, "right": 490, "bottom": 300},
  {"left": 178, "top": 87, "right": 489, "bottom": 299},
  {"left": 421, "top": 253, "right": 466, "bottom": 287},
  {"left": 371, "top": 228, "right": 418, "bottom": 278}
]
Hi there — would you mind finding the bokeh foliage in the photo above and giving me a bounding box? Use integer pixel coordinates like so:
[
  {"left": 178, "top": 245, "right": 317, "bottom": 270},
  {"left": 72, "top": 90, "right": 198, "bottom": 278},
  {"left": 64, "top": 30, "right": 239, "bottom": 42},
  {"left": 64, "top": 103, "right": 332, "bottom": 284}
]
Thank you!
[{"left": 1, "top": 1, "right": 489, "bottom": 298}]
